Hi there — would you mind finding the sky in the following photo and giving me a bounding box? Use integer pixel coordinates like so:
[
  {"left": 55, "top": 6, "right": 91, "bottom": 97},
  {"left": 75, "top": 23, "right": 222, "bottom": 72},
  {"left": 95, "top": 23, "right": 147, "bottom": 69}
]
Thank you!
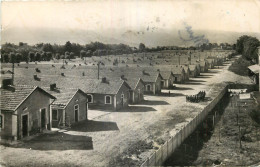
[{"left": 1, "top": 0, "right": 260, "bottom": 46}]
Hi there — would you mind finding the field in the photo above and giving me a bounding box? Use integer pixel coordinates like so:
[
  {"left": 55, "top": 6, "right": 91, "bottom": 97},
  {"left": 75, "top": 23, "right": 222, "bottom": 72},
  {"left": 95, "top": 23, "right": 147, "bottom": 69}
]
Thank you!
[{"left": 0, "top": 55, "right": 255, "bottom": 166}]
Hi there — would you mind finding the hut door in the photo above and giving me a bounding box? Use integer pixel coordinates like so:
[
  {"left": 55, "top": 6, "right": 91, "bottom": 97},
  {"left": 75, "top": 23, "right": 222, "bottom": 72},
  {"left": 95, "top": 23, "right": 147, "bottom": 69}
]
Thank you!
[
  {"left": 161, "top": 81, "right": 164, "bottom": 88},
  {"left": 41, "top": 109, "right": 46, "bottom": 129},
  {"left": 86, "top": 102, "right": 88, "bottom": 120},
  {"left": 121, "top": 93, "right": 124, "bottom": 107},
  {"left": 75, "top": 110, "right": 79, "bottom": 122},
  {"left": 22, "top": 114, "right": 28, "bottom": 137},
  {"left": 74, "top": 105, "right": 79, "bottom": 122}
]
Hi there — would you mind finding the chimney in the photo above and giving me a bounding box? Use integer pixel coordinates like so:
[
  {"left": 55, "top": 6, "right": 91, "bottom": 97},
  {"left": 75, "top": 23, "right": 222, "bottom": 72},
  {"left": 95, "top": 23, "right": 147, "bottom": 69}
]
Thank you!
[
  {"left": 50, "top": 83, "right": 56, "bottom": 91},
  {"left": 34, "top": 74, "right": 38, "bottom": 80},
  {"left": 97, "top": 62, "right": 100, "bottom": 80},
  {"left": 101, "top": 77, "right": 107, "bottom": 83},
  {"left": 1, "top": 78, "right": 13, "bottom": 89},
  {"left": 12, "top": 63, "right": 14, "bottom": 85},
  {"left": 121, "top": 75, "right": 127, "bottom": 80}
]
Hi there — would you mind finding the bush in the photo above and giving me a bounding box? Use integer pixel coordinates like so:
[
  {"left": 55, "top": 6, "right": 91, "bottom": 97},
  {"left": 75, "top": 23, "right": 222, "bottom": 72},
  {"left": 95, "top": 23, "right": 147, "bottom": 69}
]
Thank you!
[{"left": 249, "top": 109, "right": 260, "bottom": 124}]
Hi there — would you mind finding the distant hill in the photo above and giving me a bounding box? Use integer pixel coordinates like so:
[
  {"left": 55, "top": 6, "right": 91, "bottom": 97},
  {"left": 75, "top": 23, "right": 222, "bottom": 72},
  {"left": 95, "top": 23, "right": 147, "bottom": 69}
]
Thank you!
[{"left": 2, "top": 27, "right": 260, "bottom": 47}]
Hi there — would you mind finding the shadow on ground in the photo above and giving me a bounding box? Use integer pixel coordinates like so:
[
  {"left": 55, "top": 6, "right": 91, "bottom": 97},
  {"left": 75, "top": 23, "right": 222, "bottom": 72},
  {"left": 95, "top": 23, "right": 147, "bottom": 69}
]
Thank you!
[
  {"left": 207, "top": 70, "right": 221, "bottom": 73},
  {"left": 184, "top": 82, "right": 204, "bottom": 85},
  {"left": 13, "top": 132, "right": 93, "bottom": 150},
  {"left": 71, "top": 120, "right": 119, "bottom": 132},
  {"left": 123, "top": 105, "right": 157, "bottom": 112},
  {"left": 149, "top": 92, "right": 185, "bottom": 97},
  {"left": 173, "top": 87, "right": 194, "bottom": 90},
  {"left": 139, "top": 99, "right": 170, "bottom": 105},
  {"left": 188, "top": 79, "right": 206, "bottom": 83}
]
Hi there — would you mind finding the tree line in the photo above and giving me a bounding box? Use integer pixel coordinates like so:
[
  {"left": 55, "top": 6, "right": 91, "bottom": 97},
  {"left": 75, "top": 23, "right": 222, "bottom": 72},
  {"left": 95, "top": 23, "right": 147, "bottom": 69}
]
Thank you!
[{"left": 1, "top": 40, "right": 236, "bottom": 63}]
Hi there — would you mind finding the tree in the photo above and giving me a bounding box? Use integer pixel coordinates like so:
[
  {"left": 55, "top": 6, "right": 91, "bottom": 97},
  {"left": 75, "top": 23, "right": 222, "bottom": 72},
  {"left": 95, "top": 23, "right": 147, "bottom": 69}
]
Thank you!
[
  {"left": 65, "top": 51, "right": 70, "bottom": 60},
  {"left": 55, "top": 53, "right": 61, "bottom": 59},
  {"left": 42, "top": 43, "right": 54, "bottom": 52},
  {"left": 70, "top": 52, "right": 75, "bottom": 59},
  {"left": 139, "top": 43, "right": 146, "bottom": 52},
  {"left": 236, "top": 35, "right": 250, "bottom": 54},
  {"left": 41, "top": 52, "right": 46, "bottom": 61},
  {"left": 46, "top": 52, "right": 53, "bottom": 61},
  {"left": 35, "top": 52, "right": 41, "bottom": 61},
  {"left": 29, "top": 52, "right": 35, "bottom": 62},
  {"left": 86, "top": 50, "right": 92, "bottom": 57},
  {"left": 242, "top": 37, "right": 260, "bottom": 62},
  {"left": 80, "top": 50, "right": 87, "bottom": 59},
  {"left": 9, "top": 52, "right": 16, "bottom": 63},
  {"left": 16, "top": 53, "right": 22, "bottom": 63},
  {"left": 64, "top": 41, "right": 72, "bottom": 53},
  {"left": 3, "top": 53, "right": 9, "bottom": 63}
]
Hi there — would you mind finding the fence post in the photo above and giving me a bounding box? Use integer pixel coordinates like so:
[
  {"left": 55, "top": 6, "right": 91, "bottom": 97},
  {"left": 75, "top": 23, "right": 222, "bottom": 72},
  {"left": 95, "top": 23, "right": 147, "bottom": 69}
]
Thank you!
[{"left": 166, "top": 138, "right": 172, "bottom": 158}]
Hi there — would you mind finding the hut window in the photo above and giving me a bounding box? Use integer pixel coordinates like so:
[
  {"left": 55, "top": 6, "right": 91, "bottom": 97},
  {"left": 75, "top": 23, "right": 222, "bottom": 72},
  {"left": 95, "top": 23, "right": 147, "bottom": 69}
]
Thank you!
[
  {"left": 121, "top": 93, "right": 124, "bottom": 99},
  {"left": 87, "top": 94, "right": 93, "bottom": 103},
  {"left": 146, "top": 84, "right": 151, "bottom": 91},
  {"left": 105, "top": 95, "right": 111, "bottom": 104},
  {"left": 52, "top": 109, "right": 58, "bottom": 121},
  {"left": 0, "top": 114, "right": 3, "bottom": 129}
]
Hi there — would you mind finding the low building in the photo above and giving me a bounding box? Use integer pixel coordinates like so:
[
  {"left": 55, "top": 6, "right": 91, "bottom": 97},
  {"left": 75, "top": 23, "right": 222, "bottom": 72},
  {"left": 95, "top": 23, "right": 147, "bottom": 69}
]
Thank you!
[
  {"left": 159, "top": 71, "right": 175, "bottom": 89},
  {"left": 180, "top": 65, "right": 190, "bottom": 81},
  {"left": 0, "top": 81, "right": 55, "bottom": 140},
  {"left": 206, "top": 58, "right": 215, "bottom": 69},
  {"left": 141, "top": 71, "right": 163, "bottom": 94},
  {"left": 188, "top": 65, "right": 199, "bottom": 78},
  {"left": 168, "top": 66, "right": 186, "bottom": 84},
  {"left": 199, "top": 60, "right": 209, "bottom": 72},
  {"left": 122, "top": 77, "right": 145, "bottom": 104},
  {"left": 78, "top": 78, "right": 132, "bottom": 111},
  {"left": 43, "top": 86, "right": 88, "bottom": 128}
]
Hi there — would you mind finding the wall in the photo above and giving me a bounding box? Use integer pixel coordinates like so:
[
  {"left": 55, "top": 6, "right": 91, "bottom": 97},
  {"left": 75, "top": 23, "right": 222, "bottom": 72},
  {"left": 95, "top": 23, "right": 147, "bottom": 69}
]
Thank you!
[
  {"left": 16, "top": 88, "right": 53, "bottom": 139},
  {"left": 141, "top": 84, "right": 228, "bottom": 166},
  {"left": 144, "top": 82, "right": 155, "bottom": 95},
  {"left": 51, "top": 108, "right": 63, "bottom": 128},
  {"left": 155, "top": 76, "right": 162, "bottom": 94},
  {"left": 0, "top": 111, "right": 14, "bottom": 140},
  {"left": 88, "top": 93, "right": 115, "bottom": 110},
  {"left": 132, "top": 81, "right": 145, "bottom": 104},
  {"left": 116, "top": 83, "right": 130, "bottom": 110},
  {"left": 65, "top": 91, "right": 87, "bottom": 124}
]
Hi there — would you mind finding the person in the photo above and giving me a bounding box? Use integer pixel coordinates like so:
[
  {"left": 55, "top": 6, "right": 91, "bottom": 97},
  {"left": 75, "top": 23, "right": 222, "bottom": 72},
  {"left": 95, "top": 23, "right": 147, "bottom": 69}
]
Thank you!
[{"left": 169, "top": 90, "right": 171, "bottom": 97}]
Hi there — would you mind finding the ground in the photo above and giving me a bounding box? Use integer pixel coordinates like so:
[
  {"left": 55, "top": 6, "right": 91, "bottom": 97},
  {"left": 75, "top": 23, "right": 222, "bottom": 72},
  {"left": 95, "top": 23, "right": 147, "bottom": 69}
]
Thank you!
[{"left": 0, "top": 55, "right": 255, "bottom": 166}]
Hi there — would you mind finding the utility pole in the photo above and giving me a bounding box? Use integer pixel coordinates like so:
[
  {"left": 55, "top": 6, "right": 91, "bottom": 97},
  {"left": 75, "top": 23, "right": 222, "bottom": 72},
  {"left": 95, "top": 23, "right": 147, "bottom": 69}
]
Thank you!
[
  {"left": 239, "top": 125, "right": 242, "bottom": 149},
  {"left": 189, "top": 51, "right": 191, "bottom": 65},
  {"left": 196, "top": 130, "right": 199, "bottom": 146},
  {"left": 97, "top": 62, "right": 100, "bottom": 80},
  {"left": 12, "top": 62, "right": 14, "bottom": 85},
  {"left": 178, "top": 54, "right": 181, "bottom": 65}
]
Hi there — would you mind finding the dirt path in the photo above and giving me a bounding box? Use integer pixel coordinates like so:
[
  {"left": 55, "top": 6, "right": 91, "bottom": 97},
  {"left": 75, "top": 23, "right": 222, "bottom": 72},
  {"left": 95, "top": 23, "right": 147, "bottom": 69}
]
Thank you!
[{"left": 0, "top": 56, "right": 254, "bottom": 167}]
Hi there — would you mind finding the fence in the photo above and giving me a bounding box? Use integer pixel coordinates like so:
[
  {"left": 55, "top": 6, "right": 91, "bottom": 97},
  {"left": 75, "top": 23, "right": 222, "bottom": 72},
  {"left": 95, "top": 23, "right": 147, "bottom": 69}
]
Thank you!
[{"left": 141, "top": 84, "right": 228, "bottom": 166}]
